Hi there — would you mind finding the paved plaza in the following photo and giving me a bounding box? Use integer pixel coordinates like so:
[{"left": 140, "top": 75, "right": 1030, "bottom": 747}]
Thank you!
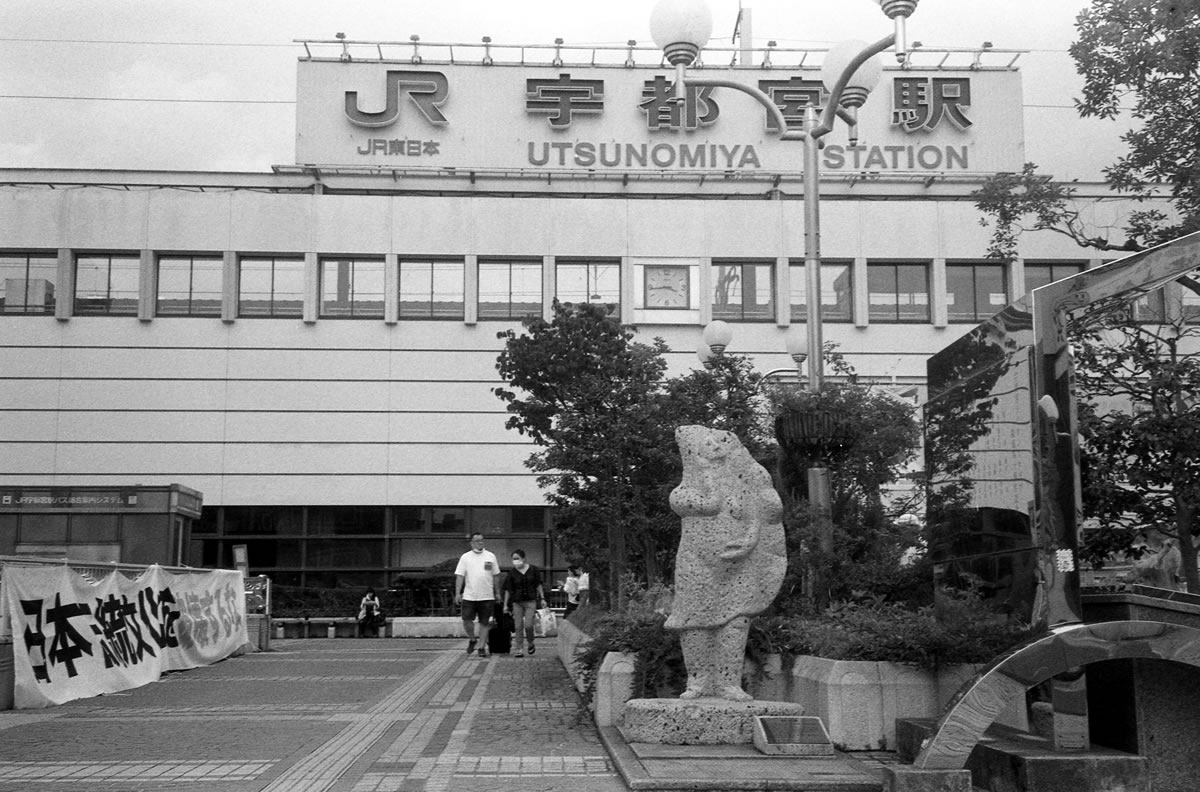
[
  {"left": 0, "top": 638, "right": 901, "bottom": 792},
  {"left": 0, "top": 638, "right": 625, "bottom": 792}
]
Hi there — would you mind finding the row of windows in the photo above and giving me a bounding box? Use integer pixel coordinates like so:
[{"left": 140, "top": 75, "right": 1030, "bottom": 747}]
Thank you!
[
  {"left": 190, "top": 504, "right": 557, "bottom": 588},
  {"left": 192, "top": 504, "right": 548, "bottom": 536},
  {"left": 0, "top": 252, "right": 1177, "bottom": 324},
  {"left": 0, "top": 253, "right": 589, "bottom": 321}
]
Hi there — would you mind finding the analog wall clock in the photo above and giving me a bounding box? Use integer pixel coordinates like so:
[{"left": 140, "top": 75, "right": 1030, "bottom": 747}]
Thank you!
[{"left": 645, "top": 265, "right": 690, "bottom": 308}]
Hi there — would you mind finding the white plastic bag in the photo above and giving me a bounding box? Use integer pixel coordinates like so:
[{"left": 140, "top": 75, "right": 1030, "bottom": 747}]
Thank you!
[{"left": 535, "top": 607, "right": 557, "bottom": 637}]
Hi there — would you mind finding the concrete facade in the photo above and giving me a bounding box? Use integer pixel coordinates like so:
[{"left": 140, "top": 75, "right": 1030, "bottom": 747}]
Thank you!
[{"left": 0, "top": 169, "right": 1166, "bottom": 583}]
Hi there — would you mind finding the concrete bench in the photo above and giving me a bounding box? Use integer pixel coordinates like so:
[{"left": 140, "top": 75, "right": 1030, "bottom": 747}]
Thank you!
[
  {"left": 272, "top": 612, "right": 564, "bottom": 640},
  {"left": 272, "top": 617, "right": 389, "bottom": 639}
]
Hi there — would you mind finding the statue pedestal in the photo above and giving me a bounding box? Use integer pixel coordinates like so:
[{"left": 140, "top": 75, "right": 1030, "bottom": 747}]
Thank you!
[{"left": 622, "top": 697, "right": 806, "bottom": 745}]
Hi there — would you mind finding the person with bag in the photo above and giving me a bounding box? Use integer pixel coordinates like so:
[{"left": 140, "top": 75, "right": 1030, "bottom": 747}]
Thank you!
[
  {"left": 455, "top": 532, "right": 500, "bottom": 658},
  {"left": 563, "top": 565, "right": 589, "bottom": 618},
  {"left": 357, "top": 587, "right": 381, "bottom": 638},
  {"left": 501, "top": 549, "right": 545, "bottom": 658}
]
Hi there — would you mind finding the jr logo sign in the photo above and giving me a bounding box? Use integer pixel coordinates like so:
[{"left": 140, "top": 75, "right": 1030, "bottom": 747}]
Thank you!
[{"left": 344, "top": 70, "right": 449, "bottom": 128}]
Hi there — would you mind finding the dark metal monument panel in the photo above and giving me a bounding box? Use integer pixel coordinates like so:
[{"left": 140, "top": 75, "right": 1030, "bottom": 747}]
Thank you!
[{"left": 925, "top": 302, "right": 1056, "bottom": 626}]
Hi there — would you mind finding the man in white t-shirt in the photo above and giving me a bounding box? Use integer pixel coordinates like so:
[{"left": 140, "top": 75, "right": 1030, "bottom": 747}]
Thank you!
[{"left": 454, "top": 532, "right": 500, "bottom": 658}]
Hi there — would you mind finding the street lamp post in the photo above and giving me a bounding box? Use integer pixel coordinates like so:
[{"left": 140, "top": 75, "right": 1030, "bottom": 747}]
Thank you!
[
  {"left": 650, "top": 0, "right": 918, "bottom": 394},
  {"left": 658, "top": 2, "right": 917, "bottom": 606}
]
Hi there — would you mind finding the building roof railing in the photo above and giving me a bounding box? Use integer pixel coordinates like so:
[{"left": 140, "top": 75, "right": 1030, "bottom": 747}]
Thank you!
[
  {"left": 293, "top": 37, "right": 1024, "bottom": 72},
  {"left": 0, "top": 554, "right": 217, "bottom": 582}
]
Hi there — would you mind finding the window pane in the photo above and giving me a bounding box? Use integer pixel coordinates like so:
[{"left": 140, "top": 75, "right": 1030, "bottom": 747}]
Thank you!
[
  {"left": 308, "top": 506, "right": 384, "bottom": 536},
  {"left": 306, "top": 539, "right": 384, "bottom": 567},
  {"left": 867, "top": 264, "right": 899, "bottom": 322},
  {"left": 868, "top": 263, "right": 928, "bottom": 323},
  {"left": 354, "top": 260, "right": 385, "bottom": 317},
  {"left": 273, "top": 259, "right": 305, "bottom": 316},
  {"left": 75, "top": 255, "right": 139, "bottom": 315},
  {"left": 510, "top": 263, "right": 542, "bottom": 317},
  {"left": 392, "top": 506, "right": 427, "bottom": 533},
  {"left": 430, "top": 261, "right": 464, "bottom": 318},
  {"left": 74, "top": 259, "right": 108, "bottom": 301},
  {"left": 713, "top": 262, "right": 773, "bottom": 321},
  {"left": 748, "top": 263, "right": 774, "bottom": 319},
  {"left": 0, "top": 254, "right": 57, "bottom": 314},
  {"left": 321, "top": 259, "right": 351, "bottom": 316},
  {"left": 321, "top": 258, "right": 384, "bottom": 318},
  {"left": 947, "top": 263, "right": 1005, "bottom": 322},
  {"left": 70, "top": 514, "right": 120, "bottom": 543},
  {"left": 239, "top": 257, "right": 304, "bottom": 318},
  {"left": 223, "top": 506, "right": 303, "bottom": 536},
  {"left": 591, "top": 262, "right": 621, "bottom": 307},
  {"left": 478, "top": 263, "right": 509, "bottom": 318},
  {"left": 556, "top": 261, "right": 620, "bottom": 310},
  {"left": 399, "top": 263, "right": 433, "bottom": 315},
  {"left": 0, "top": 257, "right": 24, "bottom": 312},
  {"left": 471, "top": 507, "right": 512, "bottom": 535},
  {"left": 20, "top": 513, "right": 67, "bottom": 542},
  {"left": 557, "top": 264, "right": 589, "bottom": 303},
  {"left": 1024, "top": 263, "right": 1083, "bottom": 295},
  {"left": 238, "top": 258, "right": 274, "bottom": 316},
  {"left": 823, "top": 263, "right": 853, "bottom": 322},
  {"left": 792, "top": 263, "right": 852, "bottom": 323},
  {"left": 896, "top": 264, "right": 930, "bottom": 321},
  {"left": 945, "top": 266, "right": 975, "bottom": 322},
  {"left": 511, "top": 507, "right": 545, "bottom": 533},
  {"left": 110, "top": 256, "right": 140, "bottom": 313},
  {"left": 479, "top": 261, "right": 541, "bottom": 320},
  {"left": 1023, "top": 265, "right": 1053, "bottom": 294},
  {"left": 157, "top": 256, "right": 222, "bottom": 316},
  {"left": 190, "top": 257, "right": 223, "bottom": 315},
  {"left": 430, "top": 507, "right": 466, "bottom": 534},
  {"left": 978, "top": 264, "right": 1007, "bottom": 314},
  {"left": 156, "top": 259, "right": 193, "bottom": 315},
  {"left": 712, "top": 264, "right": 742, "bottom": 320},
  {"left": 399, "top": 259, "right": 464, "bottom": 319}
]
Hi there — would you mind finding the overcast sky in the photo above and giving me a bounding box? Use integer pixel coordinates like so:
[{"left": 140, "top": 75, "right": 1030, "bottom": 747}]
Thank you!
[{"left": 0, "top": 0, "right": 1130, "bottom": 181}]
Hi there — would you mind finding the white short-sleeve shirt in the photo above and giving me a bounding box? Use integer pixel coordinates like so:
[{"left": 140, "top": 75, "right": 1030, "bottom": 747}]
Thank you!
[{"left": 455, "top": 549, "right": 499, "bottom": 601}]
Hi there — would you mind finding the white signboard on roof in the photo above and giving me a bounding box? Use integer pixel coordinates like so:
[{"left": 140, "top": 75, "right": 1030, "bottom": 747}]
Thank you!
[{"left": 295, "top": 60, "right": 1024, "bottom": 174}]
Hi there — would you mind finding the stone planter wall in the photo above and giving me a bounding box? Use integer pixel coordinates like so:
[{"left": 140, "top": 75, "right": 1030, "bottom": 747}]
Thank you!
[
  {"left": 556, "top": 619, "right": 636, "bottom": 726},
  {"left": 557, "top": 623, "right": 1026, "bottom": 747},
  {"left": 792, "top": 655, "right": 1027, "bottom": 750},
  {"left": 556, "top": 617, "right": 591, "bottom": 694}
]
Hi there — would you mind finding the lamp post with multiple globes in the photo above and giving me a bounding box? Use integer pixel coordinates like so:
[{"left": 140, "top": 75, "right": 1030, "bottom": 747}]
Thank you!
[
  {"left": 673, "top": 1, "right": 919, "bottom": 605},
  {"left": 652, "top": 0, "right": 918, "bottom": 394}
]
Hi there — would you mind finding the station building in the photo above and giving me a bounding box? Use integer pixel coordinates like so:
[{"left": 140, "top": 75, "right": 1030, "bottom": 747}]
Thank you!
[{"left": 0, "top": 39, "right": 1172, "bottom": 588}]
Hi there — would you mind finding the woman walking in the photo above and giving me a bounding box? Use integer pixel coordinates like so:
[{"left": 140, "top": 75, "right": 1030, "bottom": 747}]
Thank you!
[{"left": 501, "top": 550, "right": 545, "bottom": 658}]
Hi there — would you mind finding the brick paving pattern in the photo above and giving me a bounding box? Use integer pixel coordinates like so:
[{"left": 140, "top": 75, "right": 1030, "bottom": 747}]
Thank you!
[{"left": 0, "top": 638, "right": 625, "bottom": 792}]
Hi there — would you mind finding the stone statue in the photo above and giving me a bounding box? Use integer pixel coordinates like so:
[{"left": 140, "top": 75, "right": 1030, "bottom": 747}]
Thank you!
[{"left": 666, "top": 425, "right": 786, "bottom": 701}]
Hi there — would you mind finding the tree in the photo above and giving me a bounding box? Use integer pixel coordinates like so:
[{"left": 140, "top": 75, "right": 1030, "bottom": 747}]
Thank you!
[
  {"left": 974, "top": 0, "right": 1200, "bottom": 259},
  {"left": 767, "top": 351, "right": 924, "bottom": 610},
  {"left": 1074, "top": 311, "right": 1200, "bottom": 592},
  {"left": 493, "top": 302, "right": 766, "bottom": 605}
]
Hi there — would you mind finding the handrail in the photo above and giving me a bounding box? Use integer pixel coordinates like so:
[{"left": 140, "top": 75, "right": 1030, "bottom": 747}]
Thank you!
[
  {"left": 0, "top": 554, "right": 215, "bottom": 579},
  {"left": 291, "top": 37, "right": 1025, "bottom": 70}
]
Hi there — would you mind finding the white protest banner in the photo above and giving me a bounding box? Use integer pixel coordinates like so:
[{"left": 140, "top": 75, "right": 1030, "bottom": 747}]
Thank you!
[{"left": 1, "top": 565, "right": 248, "bottom": 708}]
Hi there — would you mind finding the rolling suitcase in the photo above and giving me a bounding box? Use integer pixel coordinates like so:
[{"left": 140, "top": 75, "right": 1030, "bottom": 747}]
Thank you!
[{"left": 487, "top": 611, "right": 514, "bottom": 654}]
